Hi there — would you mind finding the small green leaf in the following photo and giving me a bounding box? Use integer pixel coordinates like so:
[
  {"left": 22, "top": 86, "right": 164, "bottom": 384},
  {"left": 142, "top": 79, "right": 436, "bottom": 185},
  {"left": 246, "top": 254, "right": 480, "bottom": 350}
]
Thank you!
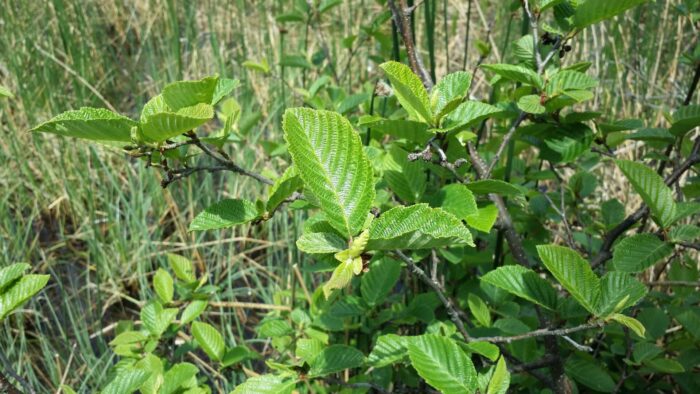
[
  {"left": 0, "top": 274, "right": 50, "bottom": 320},
  {"left": 32, "top": 107, "right": 137, "bottom": 143},
  {"left": 612, "top": 234, "right": 674, "bottom": 272},
  {"left": 487, "top": 357, "right": 510, "bottom": 394},
  {"left": 102, "top": 369, "right": 151, "bottom": 394},
  {"left": 517, "top": 95, "right": 546, "bottom": 114},
  {"left": 481, "top": 63, "right": 543, "bottom": 89},
  {"left": 361, "top": 258, "right": 402, "bottom": 306},
  {"left": 537, "top": 244, "right": 600, "bottom": 314},
  {"left": 232, "top": 375, "right": 296, "bottom": 394},
  {"left": 441, "top": 101, "right": 501, "bottom": 131},
  {"left": 432, "top": 184, "right": 478, "bottom": 220},
  {"left": 296, "top": 232, "right": 347, "bottom": 254},
  {"left": 465, "top": 204, "right": 499, "bottom": 233},
  {"left": 161, "top": 76, "right": 219, "bottom": 110},
  {"left": 616, "top": 159, "right": 676, "bottom": 228},
  {"left": 384, "top": 145, "right": 427, "bottom": 203},
  {"left": 308, "top": 345, "right": 365, "bottom": 377},
  {"left": 0, "top": 263, "right": 30, "bottom": 291},
  {"left": 0, "top": 85, "right": 14, "bottom": 98},
  {"left": 546, "top": 70, "right": 597, "bottom": 96},
  {"left": 431, "top": 71, "right": 472, "bottom": 120},
  {"left": 610, "top": 313, "right": 646, "bottom": 338},
  {"left": 367, "top": 334, "right": 409, "bottom": 368},
  {"left": 189, "top": 199, "right": 260, "bottom": 231},
  {"left": 669, "top": 224, "right": 700, "bottom": 243},
  {"left": 160, "top": 363, "right": 198, "bottom": 394},
  {"left": 153, "top": 269, "right": 174, "bottom": 304},
  {"left": 191, "top": 321, "right": 225, "bottom": 361},
  {"left": 670, "top": 105, "right": 700, "bottom": 136},
  {"left": 367, "top": 204, "right": 474, "bottom": 250},
  {"left": 481, "top": 265, "right": 558, "bottom": 310},
  {"left": 266, "top": 166, "right": 303, "bottom": 213},
  {"left": 296, "top": 338, "right": 325, "bottom": 364},
  {"left": 167, "top": 254, "right": 196, "bottom": 283},
  {"left": 180, "top": 300, "right": 208, "bottom": 325},
  {"left": 322, "top": 257, "right": 360, "bottom": 298},
  {"left": 258, "top": 319, "right": 293, "bottom": 338},
  {"left": 379, "top": 61, "right": 432, "bottom": 123},
  {"left": 141, "top": 302, "right": 178, "bottom": 337},
  {"left": 598, "top": 272, "right": 647, "bottom": 316},
  {"left": 467, "top": 294, "right": 491, "bottom": 327},
  {"left": 109, "top": 331, "right": 148, "bottom": 347},
  {"left": 408, "top": 334, "right": 477, "bottom": 394},
  {"left": 140, "top": 103, "right": 214, "bottom": 142}
]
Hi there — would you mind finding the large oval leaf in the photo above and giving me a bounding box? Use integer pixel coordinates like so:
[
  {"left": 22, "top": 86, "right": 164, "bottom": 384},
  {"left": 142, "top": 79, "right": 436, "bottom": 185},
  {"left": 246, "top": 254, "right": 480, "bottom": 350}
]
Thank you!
[
  {"left": 616, "top": 159, "right": 676, "bottom": 228},
  {"left": 283, "top": 108, "right": 375, "bottom": 238},
  {"left": 367, "top": 204, "right": 474, "bottom": 250},
  {"left": 32, "top": 107, "right": 137, "bottom": 143},
  {"left": 408, "top": 335, "right": 477, "bottom": 394}
]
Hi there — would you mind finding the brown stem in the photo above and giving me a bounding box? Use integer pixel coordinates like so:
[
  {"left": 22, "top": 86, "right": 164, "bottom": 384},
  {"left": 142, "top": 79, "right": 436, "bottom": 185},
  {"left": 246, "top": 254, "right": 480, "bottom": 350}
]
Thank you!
[{"left": 388, "top": 0, "right": 434, "bottom": 89}]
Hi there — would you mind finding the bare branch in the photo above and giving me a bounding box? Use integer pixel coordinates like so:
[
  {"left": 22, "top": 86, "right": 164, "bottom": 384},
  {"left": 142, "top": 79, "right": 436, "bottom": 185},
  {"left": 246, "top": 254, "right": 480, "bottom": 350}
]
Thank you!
[{"left": 387, "top": 0, "right": 434, "bottom": 89}]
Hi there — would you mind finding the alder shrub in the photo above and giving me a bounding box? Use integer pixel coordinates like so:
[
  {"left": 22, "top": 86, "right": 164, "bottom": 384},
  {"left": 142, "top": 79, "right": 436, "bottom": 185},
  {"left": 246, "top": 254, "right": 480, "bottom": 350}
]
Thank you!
[{"left": 30, "top": 0, "right": 700, "bottom": 393}]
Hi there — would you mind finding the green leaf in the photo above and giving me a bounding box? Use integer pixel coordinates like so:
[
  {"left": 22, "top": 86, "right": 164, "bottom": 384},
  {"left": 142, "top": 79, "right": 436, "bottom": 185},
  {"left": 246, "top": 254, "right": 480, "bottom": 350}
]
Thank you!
[
  {"left": 361, "top": 257, "right": 402, "bottom": 306},
  {"left": 283, "top": 108, "right": 375, "bottom": 238},
  {"left": 481, "top": 265, "right": 558, "bottom": 310},
  {"left": 487, "top": 357, "right": 510, "bottom": 394},
  {"left": 0, "top": 85, "right": 13, "bottom": 98},
  {"left": 180, "top": 300, "right": 208, "bottom": 325},
  {"left": 258, "top": 319, "right": 293, "bottom": 338},
  {"left": 598, "top": 272, "right": 647, "bottom": 316},
  {"left": 322, "top": 257, "right": 360, "bottom": 298},
  {"left": 296, "top": 232, "right": 347, "bottom": 254},
  {"left": 465, "top": 180, "right": 525, "bottom": 196},
  {"left": 536, "top": 244, "right": 600, "bottom": 314},
  {"left": 367, "top": 334, "right": 409, "bottom": 368},
  {"left": 232, "top": 375, "right": 296, "bottom": 394},
  {"left": 308, "top": 345, "right": 365, "bottom": 377},
  {"left": 141, "top": 301, "right": 178, "bottom": 337},
  {"left": 296, "top": 338, "right": 325, "bottom": 364},
  {"left": 574, "top": 0, "right": 649, "bottom": 29},
  {"left": 467, "top": 294, "right": 491, "bottom": 327},
  {"left": 517, "top": 95, "right": 546, "bottom": 114},
  {"left": 463, "top": 341, "right": 500, "bottom": 361},
  {"left": 109, "top": 331, "right": 148, "bottom": 347},
  {"left": 266, "top": 167, "right": 303, "bottom": 213},
  {"left": 610, "top": 313, "right": 646, "bottom": 337},
  {"left": 481, "top": 63, "right": 543, "bottom": 89},
  {"left": 431, "top": 71, "right": 472, "bottom": 120},
  {"left": 379, "top": 61, "right": 432, "bottom": 123},
  {"left": 644, "top": 358, "right": 685, "bottom": 374},
  {"left": 242, "top": 58, "right": 271, "bottom": 74},
  {"left": 367, "top": 204, "right": 474, "bottom": 250},
  {"left": 189, "top": 199, "right": 259, "bottom": 231},
  {"left": 564, "top": 356, "right": 616, "bottom": 393},
  {"left": 465, "top": 204, "right": 499, "bottom": 233},
  {"left": 0, "top": 263, "right": 30, "bottom": 291},
  {"left": 408, "top": 335, "right": 477, "bottom": 394},
  {"left": 616, "top": 159, "right": 676, "bottom": 227},
  {"left": 669, "top": 224, "right": 700, "bottom": 243},
  {"left": 612, "top": 234, "right": 674, "bottom": 272},
  {"left": 441, "top": 101, "right": 502, "bottom": 131},
  {"left": 167, "top": 254, "right": 196, "bottom": 283},
  {"left": 32, "top": 107, "right": 137, "bottom": 143},
  {"left": 102, "top": 369, "right": 151, "bottom": 394},
  {"left": 357, "top": 116, "right": 433, "bottom": 144},
  {"left": 432, "top": 184, "right": 478, "bottom": 220},
  {"left": 384, "top": 145, "right": 427, "bottom": 203},
  {"left": 191, "top": 321, "right": 225, "bottom": 361},
  {"left": 0, "top": 274, "right": 50, "bottom": 320},
  {"left": 153, "top": 269, "right": 174, "bottom": 304},
  {"left": 624, "top": 128, "right": 674, "bottom": 143},
  {"left": 161, "top": 76, "right": 219, "bottom": 110},
  {"left": 280, "top": 54, "right": 313, "bottom": 69},
  {"left": 140, "top": 103, "right": 214, "bottom": 142},
  {"left": 212, "top": 78, "right": 240, "bottom": 105},
  {"left": 546, "top": 70, "right": 597, "bottom": 96},
  {"left": 670, "top": 105, "right": 700, "bottom": 136},
  {"left": 160, "top": 363, "right": 199, "bottom": 394}
]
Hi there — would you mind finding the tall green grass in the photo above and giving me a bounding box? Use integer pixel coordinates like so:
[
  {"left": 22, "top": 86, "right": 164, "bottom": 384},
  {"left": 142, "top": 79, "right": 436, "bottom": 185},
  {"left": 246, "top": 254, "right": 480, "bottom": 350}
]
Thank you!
[{"left": 0, "top": 0, "right": 696, "bottom": 391}]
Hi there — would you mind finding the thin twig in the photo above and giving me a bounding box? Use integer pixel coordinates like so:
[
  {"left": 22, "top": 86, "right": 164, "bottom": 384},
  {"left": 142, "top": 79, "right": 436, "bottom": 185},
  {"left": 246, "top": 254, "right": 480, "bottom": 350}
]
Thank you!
[
  {"left": 394, "top": 251, "right": 470, "bottom": 341},
  {"left": 470, "top": 321, "right": 604, "bottom": 344},
  {"left": 388, "top": 0, "right": 434, "bottom": 89}
]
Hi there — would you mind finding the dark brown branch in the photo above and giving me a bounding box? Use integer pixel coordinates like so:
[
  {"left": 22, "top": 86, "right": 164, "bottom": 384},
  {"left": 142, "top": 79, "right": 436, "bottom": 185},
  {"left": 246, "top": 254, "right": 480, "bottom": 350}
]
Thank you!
[
  {"left": 471, "top": 321, "right": 604, "bottom": 344},
  {"left": 388, "top": 0, "right": 434, "bottom": 89},
  {"left": 395, "top": 251, "right": 471, "bottom": 342},
  {"left": 591, "top": 137, "right": 700, "bottom": 268}
]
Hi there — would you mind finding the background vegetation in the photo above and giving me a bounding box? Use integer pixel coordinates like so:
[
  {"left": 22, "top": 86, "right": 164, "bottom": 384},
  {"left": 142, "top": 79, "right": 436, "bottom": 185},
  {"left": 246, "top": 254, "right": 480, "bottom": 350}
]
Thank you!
[{"left": 0, "top": 0, "right": 698, "bottom": 392}]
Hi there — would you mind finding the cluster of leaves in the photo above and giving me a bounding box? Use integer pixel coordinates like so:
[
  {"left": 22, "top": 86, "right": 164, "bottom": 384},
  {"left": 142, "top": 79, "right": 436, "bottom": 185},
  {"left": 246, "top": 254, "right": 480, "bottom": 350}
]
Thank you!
[{"left": 25, "top": 0, "right": 700, "bottom": 393}]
